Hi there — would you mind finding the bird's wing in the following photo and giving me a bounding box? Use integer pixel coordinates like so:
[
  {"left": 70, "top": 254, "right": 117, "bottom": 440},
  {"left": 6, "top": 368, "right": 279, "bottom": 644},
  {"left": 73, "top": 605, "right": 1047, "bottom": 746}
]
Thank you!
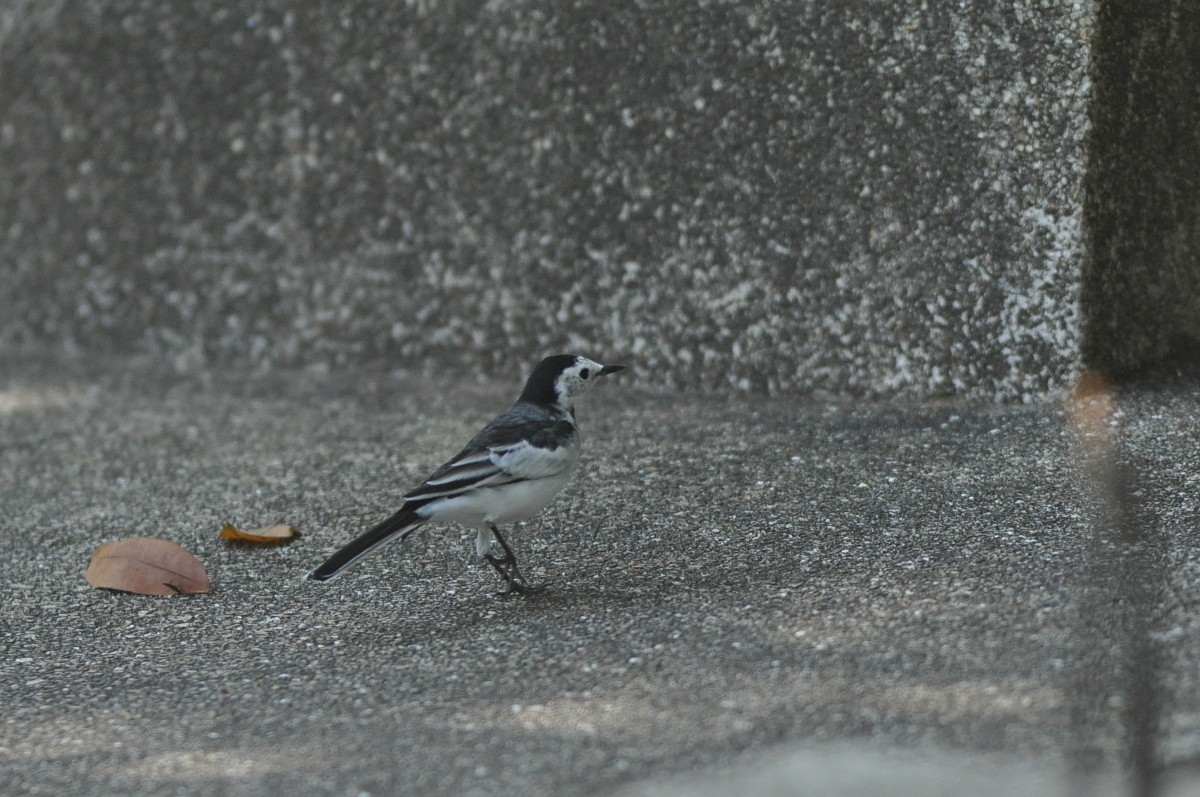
[{"left": 403, "top": 404, "right": 578, "bottom": 505}]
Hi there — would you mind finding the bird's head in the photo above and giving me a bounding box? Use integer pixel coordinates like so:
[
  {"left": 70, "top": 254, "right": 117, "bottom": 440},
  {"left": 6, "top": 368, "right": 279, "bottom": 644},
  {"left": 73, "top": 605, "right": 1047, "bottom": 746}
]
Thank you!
[{"left": 518, "top": 354, "right": 625, "bottom": 409}]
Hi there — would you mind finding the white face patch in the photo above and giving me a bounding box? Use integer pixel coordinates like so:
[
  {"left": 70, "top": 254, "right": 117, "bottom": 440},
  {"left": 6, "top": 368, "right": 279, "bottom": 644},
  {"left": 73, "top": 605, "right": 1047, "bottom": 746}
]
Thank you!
[{"left": 554, "top": 357, "right": 607, "bottom": 405}]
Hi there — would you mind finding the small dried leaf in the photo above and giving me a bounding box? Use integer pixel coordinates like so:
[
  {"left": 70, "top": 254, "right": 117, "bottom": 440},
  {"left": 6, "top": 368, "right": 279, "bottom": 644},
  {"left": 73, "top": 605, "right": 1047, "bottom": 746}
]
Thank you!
[
  {"left": 84, "top": 537, "right": 211, "bottom": 596},
  {"left": 219, "top": 522, "right": 297, "bottom": 543}
]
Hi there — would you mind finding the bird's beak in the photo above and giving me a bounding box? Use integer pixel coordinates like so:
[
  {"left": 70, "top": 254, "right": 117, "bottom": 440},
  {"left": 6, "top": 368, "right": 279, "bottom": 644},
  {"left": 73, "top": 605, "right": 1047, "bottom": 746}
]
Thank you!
[{"left": 599, "top": 364, "right": 626, "bottom": 376}]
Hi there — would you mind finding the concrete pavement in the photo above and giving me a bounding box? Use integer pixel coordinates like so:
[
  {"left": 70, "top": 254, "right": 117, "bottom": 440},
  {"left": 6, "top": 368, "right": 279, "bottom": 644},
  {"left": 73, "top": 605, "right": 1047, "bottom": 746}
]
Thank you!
[{"left": 2, "top": 350, "right": 1198, "bottom": 795}]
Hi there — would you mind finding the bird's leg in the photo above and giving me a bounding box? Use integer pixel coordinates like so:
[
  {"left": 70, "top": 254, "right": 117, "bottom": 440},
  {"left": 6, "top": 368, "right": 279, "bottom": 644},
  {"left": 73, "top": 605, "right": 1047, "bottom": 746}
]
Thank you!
[
  {"left": 485, "top": 523, "right": 548, "bottom": 596},
  {"left": 489, "top": 525, "right": 538, "bottom": 591},
  {"left": 484, "top": 550, "right": 515, "bottom": 588},
  {"left": 484, "top": 548, "right": 522, "bottom": 595},
  {"left": 482, "top": 526, "right": 517, "bottom": 589}
]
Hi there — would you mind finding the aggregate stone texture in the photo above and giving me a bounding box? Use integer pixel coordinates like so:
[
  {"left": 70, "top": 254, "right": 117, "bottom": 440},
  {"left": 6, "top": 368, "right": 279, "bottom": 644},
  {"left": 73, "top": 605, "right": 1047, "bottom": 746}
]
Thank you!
[
  {"left": 2, "top": 350, "right": 1199, "bottom": 796},
  {"left": 0, "top": 1, "right": 1098, "bottom": 399}
]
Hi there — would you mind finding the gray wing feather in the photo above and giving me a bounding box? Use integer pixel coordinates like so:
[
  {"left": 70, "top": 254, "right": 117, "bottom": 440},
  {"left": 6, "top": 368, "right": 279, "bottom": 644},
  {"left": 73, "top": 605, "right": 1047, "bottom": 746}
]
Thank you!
[{"left": 403, "top": 403, "right": 577, "bottom": 504}]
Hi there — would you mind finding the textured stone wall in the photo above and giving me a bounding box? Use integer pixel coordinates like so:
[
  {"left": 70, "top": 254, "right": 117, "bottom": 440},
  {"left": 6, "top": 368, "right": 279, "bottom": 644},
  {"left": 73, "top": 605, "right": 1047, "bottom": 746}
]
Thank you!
[{"left": 0, "top": 1, "right": 1104, "bottom": 398}]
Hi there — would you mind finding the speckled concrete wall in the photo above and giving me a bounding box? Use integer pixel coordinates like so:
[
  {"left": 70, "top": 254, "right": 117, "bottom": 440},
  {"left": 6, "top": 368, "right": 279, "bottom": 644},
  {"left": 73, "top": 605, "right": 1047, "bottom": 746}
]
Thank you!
[{"left": 0, "top": 2, "right": 1102, "bottom": 398}]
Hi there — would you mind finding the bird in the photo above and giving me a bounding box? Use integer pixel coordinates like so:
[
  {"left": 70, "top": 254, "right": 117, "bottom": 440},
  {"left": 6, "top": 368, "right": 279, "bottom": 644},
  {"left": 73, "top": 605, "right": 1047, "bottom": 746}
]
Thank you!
[{"left": 307, "top": 354, "right": 625, "bottom": 594}]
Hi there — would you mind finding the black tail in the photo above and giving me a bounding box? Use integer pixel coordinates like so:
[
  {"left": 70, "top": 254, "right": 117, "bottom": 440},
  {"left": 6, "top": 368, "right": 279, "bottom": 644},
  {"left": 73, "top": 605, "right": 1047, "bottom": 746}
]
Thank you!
[{"left": 307, "top": 506, "right": 425, "bottom": 581}]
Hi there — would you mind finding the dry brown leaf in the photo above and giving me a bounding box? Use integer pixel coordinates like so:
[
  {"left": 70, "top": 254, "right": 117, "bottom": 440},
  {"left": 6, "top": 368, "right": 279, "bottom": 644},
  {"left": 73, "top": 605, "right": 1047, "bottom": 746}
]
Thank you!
[
  {"left": 84, "top": 537, "right": 211, "bottom": 596},
  {"left": 219, "top": 522, "right": 297, "bottom": 543}
]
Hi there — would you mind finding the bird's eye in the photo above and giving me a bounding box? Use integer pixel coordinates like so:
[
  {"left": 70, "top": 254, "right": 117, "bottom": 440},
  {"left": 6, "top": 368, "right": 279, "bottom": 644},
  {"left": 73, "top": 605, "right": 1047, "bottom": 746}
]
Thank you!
[{"left": 580, "top": 368, "right": 591, "bottom": 380}]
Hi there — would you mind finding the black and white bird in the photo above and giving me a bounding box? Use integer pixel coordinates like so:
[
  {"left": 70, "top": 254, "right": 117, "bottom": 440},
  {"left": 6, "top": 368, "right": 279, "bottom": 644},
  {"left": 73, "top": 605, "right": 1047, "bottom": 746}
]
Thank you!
[{"left": 307, "top": 354, "right": 625, "bottom": 594}]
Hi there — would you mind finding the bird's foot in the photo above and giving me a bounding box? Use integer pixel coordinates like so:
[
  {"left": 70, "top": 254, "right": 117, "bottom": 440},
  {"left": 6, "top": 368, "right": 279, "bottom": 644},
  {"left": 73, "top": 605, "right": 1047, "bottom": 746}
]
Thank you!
[
  {"left": 503, "top": 578, "right": 550, "bottom": 597},
  {"left": 485, "top": 552, "right": 549, "bottom": 597},
  {"left": 484, "top": 524, "right": 550, "bottom": 597}
]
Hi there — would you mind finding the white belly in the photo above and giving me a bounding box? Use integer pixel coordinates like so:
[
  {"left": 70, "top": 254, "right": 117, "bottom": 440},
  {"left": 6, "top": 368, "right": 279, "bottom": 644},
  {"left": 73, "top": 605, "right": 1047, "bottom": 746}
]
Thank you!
[{"left": 417, "top": 466, "right": 575, "bottom": 529}]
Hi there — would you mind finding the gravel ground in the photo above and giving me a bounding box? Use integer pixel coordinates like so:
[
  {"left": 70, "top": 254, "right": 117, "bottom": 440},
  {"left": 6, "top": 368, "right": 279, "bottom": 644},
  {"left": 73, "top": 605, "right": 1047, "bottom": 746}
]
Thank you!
[{"left": 2, "top": 350, "right": 1198, "bottom": 796}]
